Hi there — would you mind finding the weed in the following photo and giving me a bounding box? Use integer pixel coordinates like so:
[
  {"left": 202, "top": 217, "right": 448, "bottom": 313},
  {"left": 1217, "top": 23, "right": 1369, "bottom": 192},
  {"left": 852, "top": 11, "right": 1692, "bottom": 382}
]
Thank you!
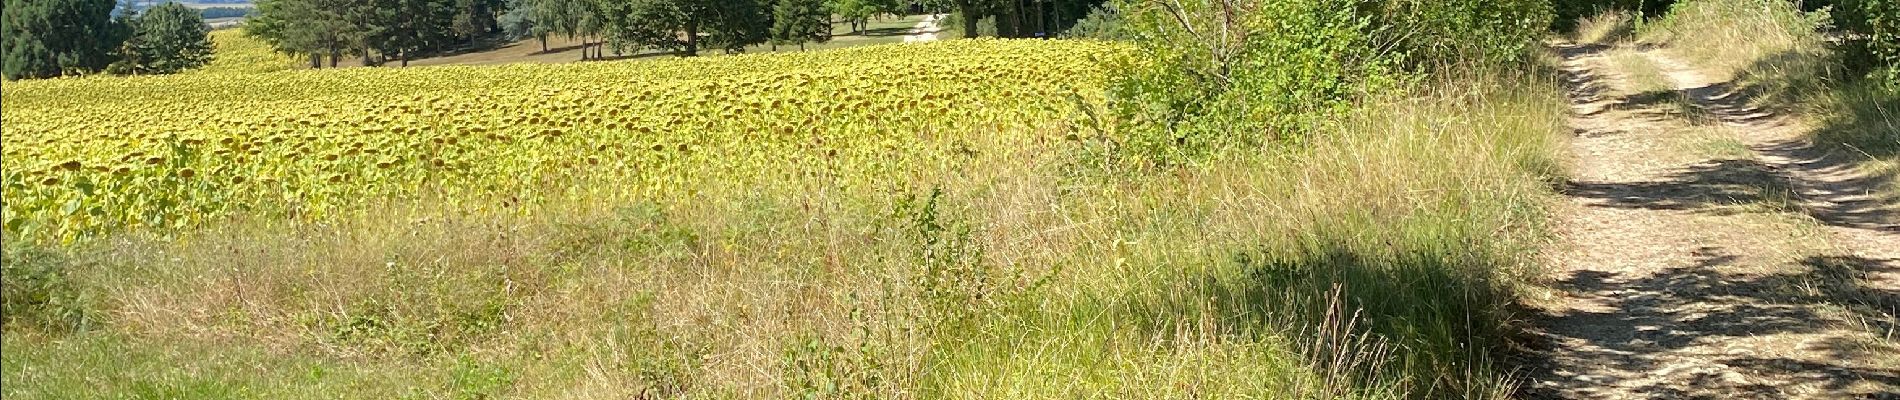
[{"left": 0, "top": 242, "right": 90, "bottom": 332}]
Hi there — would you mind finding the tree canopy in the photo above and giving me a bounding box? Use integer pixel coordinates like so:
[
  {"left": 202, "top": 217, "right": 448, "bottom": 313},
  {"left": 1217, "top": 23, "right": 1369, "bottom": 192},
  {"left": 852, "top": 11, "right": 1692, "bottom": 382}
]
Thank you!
[
  {"left": 115, "top": 2, "right": 214, "bottom": 74},
  {"left": 1, "top": 0, "right": 124, "bottom": 79}
]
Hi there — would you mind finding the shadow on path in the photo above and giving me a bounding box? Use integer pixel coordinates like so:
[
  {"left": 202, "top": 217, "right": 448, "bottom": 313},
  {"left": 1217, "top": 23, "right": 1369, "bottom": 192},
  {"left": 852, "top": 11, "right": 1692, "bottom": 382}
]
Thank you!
[{"left": 1524, "top": 245, "right": 1900, "bottom": 399}]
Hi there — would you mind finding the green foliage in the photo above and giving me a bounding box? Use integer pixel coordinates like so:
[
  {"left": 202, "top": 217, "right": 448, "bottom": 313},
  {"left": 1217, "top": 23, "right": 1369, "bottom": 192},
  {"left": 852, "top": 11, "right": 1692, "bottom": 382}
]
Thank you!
[
  {"left": 1830, "top": 0, "right": 1900, "bottom": 77},
  {"left": 1101, "top": 0, "right": 1552, "bottom": 165},
  {"left": 829, "top": 0, "right": 900, "bottom": 33},
  {"left": 249, "top": 0, "right": 498, "bottom": 66},
  {"left": 246, "top": 0, "right": 353, "bottom": 66},
  {"left": 704, "top": 0, "right": 772, "bottom": 52},
  {"left": 498, "top": 0, "right": 543, "bottom": 41},
  {"left": 780, "top": 334, "right": 892, "bottom": 399},
  {"left": 446, "top": 356, "right": 513, "bottom": 400},
  {"left": 893, "top": 188, "right": 999, "bottom": 325},
  {"left": 114, "top": 2, "right": 214, "bottom": 75},
  {"left": 1, "top": 0, "right": 125, "bottom": 79},
  {"left": 199, "top": 6, "right": 252, "bottom": 19},
  {"left": 1, "top": 242, "right": 90, "bottom": 332},
  {"left": 595, "top": 0, "right": 772, "bottom": 56},
  {"left": 771, "top": 0, "right": 833, "bottom": 47},
  {"left": 1865, "top": 0, "right": 1900, "bottom": 75},
  {"left": 1058, "top": 4, "right": 1126, "bottom": 40},
  {"left": 1551, "top": 0, "right": 1677, "bottom": 30},
  {"left": 1364, "top": 0, "right": 1555, "bottom": 68},
  {"left": 1106, "top": 0, "right": 1393, "bottom": 164},
  {"left": 1571, "top": 9, "right": 1638, "bottom": 44}
]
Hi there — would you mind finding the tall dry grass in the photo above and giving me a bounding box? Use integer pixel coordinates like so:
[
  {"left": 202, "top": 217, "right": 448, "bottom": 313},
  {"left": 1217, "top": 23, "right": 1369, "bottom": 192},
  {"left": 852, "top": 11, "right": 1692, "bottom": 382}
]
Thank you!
[{"left": 3, "top": 68, "right": 1569, "bottom": 399}]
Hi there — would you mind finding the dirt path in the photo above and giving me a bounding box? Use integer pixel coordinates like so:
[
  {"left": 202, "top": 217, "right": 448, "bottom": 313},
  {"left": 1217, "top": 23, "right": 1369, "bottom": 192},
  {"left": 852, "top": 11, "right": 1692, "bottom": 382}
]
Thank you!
[
  {"left": 1523, "top": 43, "right": 1900, "bottom": 399},
  {"left": 903, "top": 14, "right": 944, "bottom": 43}
]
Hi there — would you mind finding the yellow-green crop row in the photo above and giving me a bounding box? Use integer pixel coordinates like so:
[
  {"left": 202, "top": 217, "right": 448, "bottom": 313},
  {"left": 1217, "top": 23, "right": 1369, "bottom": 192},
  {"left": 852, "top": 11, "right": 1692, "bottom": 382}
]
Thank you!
[
  {"left": 191, "top": 30, "right": 301, "bottom": 75},
  {"left": 1, "top": 39, "right": 1131, "bottom": 244}
]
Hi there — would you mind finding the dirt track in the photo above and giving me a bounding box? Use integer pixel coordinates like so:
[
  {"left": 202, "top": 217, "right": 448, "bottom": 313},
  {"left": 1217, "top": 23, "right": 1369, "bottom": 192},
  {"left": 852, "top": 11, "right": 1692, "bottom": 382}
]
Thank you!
[{"left": 1523, "top": 42, "right": 1900, "bottom": 400}]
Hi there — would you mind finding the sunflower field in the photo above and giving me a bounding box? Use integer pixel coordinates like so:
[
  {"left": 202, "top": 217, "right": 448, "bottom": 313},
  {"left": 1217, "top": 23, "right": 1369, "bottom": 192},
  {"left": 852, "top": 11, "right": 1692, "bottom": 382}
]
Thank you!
[{"left": 1, "top": 39, "right": 1129, "bottom": 244}]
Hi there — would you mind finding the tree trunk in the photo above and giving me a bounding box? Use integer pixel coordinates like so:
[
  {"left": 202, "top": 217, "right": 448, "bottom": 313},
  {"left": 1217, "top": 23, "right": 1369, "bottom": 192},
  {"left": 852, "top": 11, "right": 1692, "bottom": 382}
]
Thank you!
[
  {"left": 328, "top": 45, "right": 340, "bottom": 68},
  {"left": 1011, "top": 0, "right": 1025, "bottom": 37},
  {"left": 684, "top": 19, "right": 700, "bottom": 56},
  {"left": 958, "top": 1, "right": 979, "bottom": 38},
  {"left": 309, "top": 53, "right": 322, "bottom": 69},
  {"left": 539, "top": 35, "right": 548, "bottom": 53},
  {"left": 400, "top": 49, "right": 410, "bottom": 67},
  {"left": 995, "top": 4, "right": 1012, "bottom": 38},
  {"left": 1033, "top": 0, "right": 1044, "bottom": 37}
]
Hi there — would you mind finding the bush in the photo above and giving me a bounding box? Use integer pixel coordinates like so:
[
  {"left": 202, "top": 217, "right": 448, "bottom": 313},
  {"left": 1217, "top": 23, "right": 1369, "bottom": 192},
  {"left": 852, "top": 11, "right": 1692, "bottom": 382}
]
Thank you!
[
  {"left": 1571, "top": 10, "right": 1638, "bottom": 44},
  {"left": 1104, "top": 0, "right": 1385, "bottom": 165},
  {"left": 1364, "top": 0, "right": 1555, "bottom": 68},
  {"left": 111, "top": 2, "right": 214, "bottom": 75},
  {"left": 1059, "top": 4, "right": 1129, "bottom": 40},
  {"left": 1845, "top": 0, "right": 1899, "bottom": 78},
  {"left": 1552, "top": 0, "right": 1678, "bottom": 31},
  {"left": 1, "top": 242, "right": 90, "bottom": 332},
  {"left": 1100, "top": 0, "right": 1552, "bottom": 165}
]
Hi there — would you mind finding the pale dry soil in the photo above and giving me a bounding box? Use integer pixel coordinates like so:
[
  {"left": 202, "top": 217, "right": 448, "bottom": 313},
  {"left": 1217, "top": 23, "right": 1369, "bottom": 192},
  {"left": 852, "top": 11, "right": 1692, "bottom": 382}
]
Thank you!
[
  {"left": 1524, "top": 43, "right": 1900, "bottom": 399},
  {"left": 904, "top": 14, "right": 944, "bottom": 43}
]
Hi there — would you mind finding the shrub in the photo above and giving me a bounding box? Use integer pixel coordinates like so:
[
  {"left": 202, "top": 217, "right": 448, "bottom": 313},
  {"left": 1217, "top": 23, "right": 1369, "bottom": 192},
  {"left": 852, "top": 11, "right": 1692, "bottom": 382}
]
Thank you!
[
  {"left": 1060, "top": 4, "right": 1129, "bottom": 40},
  {"left": 1106, "top": 0, "right": 1387, "bottom": 165},
  {"left": 1552, "top": 0, "right": 1678, "bottom": 31},
  {"left": 1101, "top": 0, "right": 1553, "bottom": 165},
  {"left": 1571, "top": 9, "right": 1638, "bottom": 44},
  {"left": 112, "top": 2, "right": 215, "bottom": 75},
  {"left": 1, "top": 242, "right": 90, "bottom": 332},
  {"left": 1363, "top": 0, "right": 1555, "bottom": 68}
]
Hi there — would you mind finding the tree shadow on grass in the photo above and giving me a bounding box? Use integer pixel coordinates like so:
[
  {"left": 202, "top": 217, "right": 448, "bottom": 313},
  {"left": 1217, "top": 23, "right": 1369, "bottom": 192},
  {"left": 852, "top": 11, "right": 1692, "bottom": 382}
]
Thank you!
[
  {"left": 844, "top": 26, "right": 918, "bottom": 38},
  {"left": 1117, "top": 241, "right": 1525, "bottom": 397}
]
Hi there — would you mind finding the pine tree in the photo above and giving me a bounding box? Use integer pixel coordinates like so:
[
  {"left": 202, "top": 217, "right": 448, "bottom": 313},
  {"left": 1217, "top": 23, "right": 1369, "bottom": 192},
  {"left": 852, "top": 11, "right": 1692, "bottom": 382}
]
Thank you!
[{"left": 2, "top": 0, "right": 124, "bottom": 79}]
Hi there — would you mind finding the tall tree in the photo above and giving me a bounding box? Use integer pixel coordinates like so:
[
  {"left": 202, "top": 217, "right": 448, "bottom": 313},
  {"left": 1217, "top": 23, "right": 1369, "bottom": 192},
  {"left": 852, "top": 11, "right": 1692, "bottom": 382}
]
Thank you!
[
  {"left": 1, "top": 0, "right": 125, "bottom": 79},
  {"left": 500, "top": 0, "right": 551, "bottom": 51},
  {"left": 953, "top": 0, "right": 981, "bottom": 38},
  {"left": 772, "top": 0, "right": 830, "bottom": 50},
  {"left": 603, "top": 0, "right": 768, "bottom": 56},
  {"left": 248, "top": 0, "right": 356, "bottom": 68},
  {"left": 531, "top": 0, "right": 607, "bottom": 59},
  {"left": 705, "top": 0, "right": 770, "bottom": 52},
  {"left": 451, "top": 0, "right": 505, "bottom": 40},
  {"left": 117, "top": 2, "right": 214, "bottom": 74},
  {"left": 382, "top": 0, "right": 459, "bottom": 65}
]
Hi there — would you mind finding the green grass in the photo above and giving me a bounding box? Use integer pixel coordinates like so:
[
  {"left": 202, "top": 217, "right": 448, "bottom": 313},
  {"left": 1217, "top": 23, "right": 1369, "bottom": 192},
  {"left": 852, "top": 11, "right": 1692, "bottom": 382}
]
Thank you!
[
  {"left": 2, "top": 333, "right": 426, "bottom": 399},
  {"left": 1609, "top": 49, "right": 1672, "bottom": 91}
]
